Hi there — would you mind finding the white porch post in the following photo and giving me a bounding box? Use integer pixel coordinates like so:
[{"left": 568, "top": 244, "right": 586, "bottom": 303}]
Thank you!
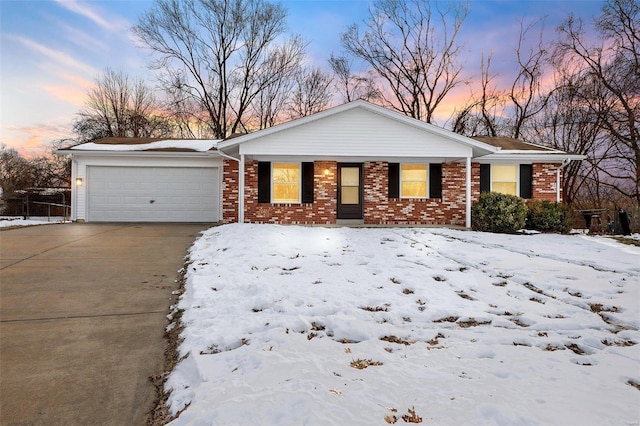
[
  {"left": 71, "top": 159, "right": 77, "bottom": 221},
  {"left": 465, "top": 156, "right": 472, "bottom": 228},
  {"left": 239, "top": 154, "right": 245, "bottom": 223},
  {"left": 556, "top": 166, "right": 561, "bottom": 203}
]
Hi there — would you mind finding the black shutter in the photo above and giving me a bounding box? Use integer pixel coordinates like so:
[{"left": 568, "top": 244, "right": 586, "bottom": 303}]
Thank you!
[
  {"left": 520, "top": 164, "right": 533, "bottom": 199},
  {"left": 388, "top": 163, "right": 400, "bottom": 198},
  {"left": 301, "top": 162, "right": 314, "bottom": 203},
  {"left": 480, "top": 164, "right": 491, "bottom": 193},
  {"left": 258, "top": 162, "right": 271, "bottom": 203},
  {"left": 429, "top": 163, "right": 442, "bottom": 198}
]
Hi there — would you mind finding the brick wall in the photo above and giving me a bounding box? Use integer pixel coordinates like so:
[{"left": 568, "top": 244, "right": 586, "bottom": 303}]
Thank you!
[
  {"left": 363, "top": 161, "right": 467, "bottom": 226},
  {"left": 244, "top": 160, "right": 337, "bottom": 224},
  {"left": 223, "top": 159, "right": 561, "bottom": 225},
  {"left": 222, "top": 159, "right": 239, "bottom": 223},
  {"left": 532, "top": 163, "right": 559, "bottom": 202}
]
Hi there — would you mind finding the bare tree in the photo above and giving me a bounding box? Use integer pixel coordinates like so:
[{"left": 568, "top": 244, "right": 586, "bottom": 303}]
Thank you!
[
  {"left": 453, "top": 20, "right": 551, "bottom": 140},
  {"left": 452, "top": 53, "right": 504, "bottom": 136},
  {"left": 0, "top": 142, "right": 71, "bottom": 211},
  {"left": 341, "top": 0, "right": 468, "bottom": 123},
  {"left": 555, "top": 0, "right": 639, "bottom": 202},
  {"left": 74, "top": 68, "right": 171, "bottom": 141},
  {"left": 288, "top": 66, "right": 333, "bottom": 119},
  {"left": 530, "top": 64, "right": 604, "bottom": 206},
  {"left": 133, "top": 0, "right": 305, "bottom": 138},
  {"left": 328, "top": 54, "right": 380, "bottom": 103},
  {"left": 509, "top": 20, "right": 552, "bottom": 140}
]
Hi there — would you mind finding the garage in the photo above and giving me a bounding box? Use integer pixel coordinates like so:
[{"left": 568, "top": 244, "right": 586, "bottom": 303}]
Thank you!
[
  {"left": 87, "top": 166, "right": 219, "bottom": 222},
  {"left": 57, "top": 138, "right": 224, "bottom": 223}
]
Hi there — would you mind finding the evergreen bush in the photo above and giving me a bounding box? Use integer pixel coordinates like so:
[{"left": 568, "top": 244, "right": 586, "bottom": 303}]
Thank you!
[
  {"left": 472, "top": 192, "right": 527, "bottom": 234},
  {"left": 526, "top": 200, "right": 571, "bottom": 233}
]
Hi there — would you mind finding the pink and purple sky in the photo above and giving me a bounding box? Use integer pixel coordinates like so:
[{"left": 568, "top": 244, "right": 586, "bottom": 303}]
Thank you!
[{"left": 1, "top": 0, "right": 604, "bottom": 157}]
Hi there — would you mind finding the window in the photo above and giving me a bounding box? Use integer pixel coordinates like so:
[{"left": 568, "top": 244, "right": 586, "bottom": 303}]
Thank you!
[
  {"left": 388, "top": 163, "right": 442, "bottom": 199},
  {"left": 340, "top": 166, "right": 360, "bottom": 204},
  {"left": 258, "top": 162, "right": 314, "bottom": 204},
  {"left": 480, "top": 164, "right": 532, "bottom": 198},
  {"left": 491, "top": 165, "right": 518, "bottom": 196},
  {"left": 401, "top": 164, "right": 428, "bottom": 198},
  {"left": 272, "top": 163, "right": 300, "bottom": 203}
]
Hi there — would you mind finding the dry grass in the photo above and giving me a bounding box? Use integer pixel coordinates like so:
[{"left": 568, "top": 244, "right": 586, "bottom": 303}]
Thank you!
[
  {"left": 350, "top": 358, "right": 384, "bottom": 369},
  {"left": 147, "top": 264, "right": 188, "bottom": 425}
]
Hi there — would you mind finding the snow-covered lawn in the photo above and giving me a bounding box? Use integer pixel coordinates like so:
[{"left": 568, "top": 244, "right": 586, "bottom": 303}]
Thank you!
[
  {"left": 0, "top": 217, "right": 67, "bottom": 228},
  {"left": 168, "top": 224, "right": 640, "bottom": 425}
]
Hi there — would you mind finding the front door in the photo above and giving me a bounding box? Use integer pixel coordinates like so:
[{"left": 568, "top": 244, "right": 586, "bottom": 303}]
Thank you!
[{"left": 337, "top": 163, "right": 363, "bottom": 219}]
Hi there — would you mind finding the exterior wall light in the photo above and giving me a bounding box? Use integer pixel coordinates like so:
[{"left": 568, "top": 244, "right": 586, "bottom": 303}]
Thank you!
[
  {"left": 76, "top": 178, "right": 83, "bottom": 186},
  {"left": 324, "top": 169, "right": 330, "bottom": 176}
]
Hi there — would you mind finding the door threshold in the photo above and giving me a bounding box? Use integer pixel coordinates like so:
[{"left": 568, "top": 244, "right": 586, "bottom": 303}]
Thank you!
[{"left": 335, "top": 219, "right": 365, "bottom": 226}]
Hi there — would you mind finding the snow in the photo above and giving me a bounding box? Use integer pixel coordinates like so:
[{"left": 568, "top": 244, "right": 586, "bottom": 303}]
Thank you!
[
  {"left": 70, "top": 139, "right": 220, "bottom": 152},
  {"left": 167, "top": 224, "right": 640, "bottom": 425},
  {"left": 0, "top": 217, "right": 67, "bottom": 228}
]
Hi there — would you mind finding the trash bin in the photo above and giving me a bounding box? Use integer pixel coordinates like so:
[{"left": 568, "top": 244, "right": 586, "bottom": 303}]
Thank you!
[{"left": 619, "top": 209, "right": 631, "bottom": 236}]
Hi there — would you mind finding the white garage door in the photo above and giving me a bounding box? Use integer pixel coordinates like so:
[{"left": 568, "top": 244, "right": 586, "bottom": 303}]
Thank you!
[{"left": 87, "top": 166, "right": 219, "bottom": 222}]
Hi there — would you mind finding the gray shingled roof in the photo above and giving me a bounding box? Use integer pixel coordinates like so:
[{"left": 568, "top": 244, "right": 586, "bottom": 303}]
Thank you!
[{"left": 471, "top": 136, "right": 557, "bottom": 151}]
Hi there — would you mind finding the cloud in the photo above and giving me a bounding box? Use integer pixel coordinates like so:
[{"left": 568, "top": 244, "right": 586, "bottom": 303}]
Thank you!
[
  {"left": 60, "top": 22, "right": 109, "bottom": 52},
  {"left": 41, "top": 72, "right": 95, "bottom": 110},
  {"left": 10, "top": 35, "right": 98, "bottom": 75},
  {"left": 3, "top": 122, "right": 73, "bottom": 158},
  {"left": 53, "top": 0, "right": 129, "bottom": 33}
]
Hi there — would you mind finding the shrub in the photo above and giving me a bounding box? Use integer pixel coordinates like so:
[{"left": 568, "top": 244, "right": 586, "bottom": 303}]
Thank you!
[
  {"left": 472, "top": 192, "right": 527, "bottom": 233},
  {"left": 526, "top": 200, "right": 571, "bottom": 233}
]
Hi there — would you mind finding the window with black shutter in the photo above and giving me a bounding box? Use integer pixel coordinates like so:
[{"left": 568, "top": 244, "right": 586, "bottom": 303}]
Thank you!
[
  {"left": 301, "top": 162, "right": 314, "bottom": 203},
  {"left": 480, "top": 164, "right": 491, "bottom": 193},
  {"left": 519, "top": 164, "right": 533, "bottom": 199},
  {"left": 257, "top": 162, "right": 271, "bottom": 203},
  {"left": 429, "top": 163, "right": 442, "bottom": 199},
  {"left": 388, "top": 163, "right": 400, "bottom": 198}
]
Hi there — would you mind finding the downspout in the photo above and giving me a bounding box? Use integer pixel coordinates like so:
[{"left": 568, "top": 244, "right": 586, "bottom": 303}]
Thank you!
[
  {"left": 557, "top": 158, "right": 571, "bottom": 203},
  {"left": 466, "top": 156, "right": 472, "bottom": 228},
  {"left": 216, "top": 149, "right": 243, "bottom": 223}
]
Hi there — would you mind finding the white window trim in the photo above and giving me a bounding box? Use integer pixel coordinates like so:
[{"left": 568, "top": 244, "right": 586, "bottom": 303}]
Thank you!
[
  {"left": 271, "top": 162, "right": 301, "bottom": 204},
  {"left": 400, "top": 163, "right": 429, "bottom": 199},
  {"left": 490, "top": 164, "right": 519, "bottom": 197}
]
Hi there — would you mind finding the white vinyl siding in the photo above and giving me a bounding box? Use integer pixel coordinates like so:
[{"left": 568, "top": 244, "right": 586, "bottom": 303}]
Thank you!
[{"left": 238, "top": 108, "right": 472, "bottom": 159}]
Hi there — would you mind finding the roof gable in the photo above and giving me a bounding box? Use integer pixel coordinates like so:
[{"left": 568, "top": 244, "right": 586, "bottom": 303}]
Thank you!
[{"left": 219, "top": 100, "right": 497, "bottom": 159}]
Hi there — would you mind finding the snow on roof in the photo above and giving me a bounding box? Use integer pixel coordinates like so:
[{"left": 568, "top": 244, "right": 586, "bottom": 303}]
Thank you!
[{"left": 71, "top": 139, "right": 220, "bottom": 152}]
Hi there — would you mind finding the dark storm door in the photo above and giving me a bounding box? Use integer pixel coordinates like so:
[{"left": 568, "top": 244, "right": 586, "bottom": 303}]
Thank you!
[{"left": 337, "top": 163, "right": 363, "bottom": 219}]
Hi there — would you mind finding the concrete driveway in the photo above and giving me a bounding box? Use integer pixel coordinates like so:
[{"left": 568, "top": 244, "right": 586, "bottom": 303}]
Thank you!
[{"left": 0, "top": 223, "right": 211, "bottom": 425}]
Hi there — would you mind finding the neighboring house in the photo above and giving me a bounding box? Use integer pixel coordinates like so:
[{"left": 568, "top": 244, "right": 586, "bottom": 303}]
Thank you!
[{"left": 58, "top": 100, "right": 583, "bottom": 226}]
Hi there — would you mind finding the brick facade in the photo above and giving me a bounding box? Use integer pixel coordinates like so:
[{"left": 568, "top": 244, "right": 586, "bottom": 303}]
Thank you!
[
  {"left": 532, "top": 163, "right": 559, "bottom": 202},
  {"left": 221, "top": 160, "right": 561, "bottom": 225},
  {"left": 222, "top": 159, "right": 239, "bottom": 223},
  {"left": 363, "top": 161, "right": 467, "bottom": 225},
  {"left": 243, "top": 160, "right": 337, "bottom": 224}
]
